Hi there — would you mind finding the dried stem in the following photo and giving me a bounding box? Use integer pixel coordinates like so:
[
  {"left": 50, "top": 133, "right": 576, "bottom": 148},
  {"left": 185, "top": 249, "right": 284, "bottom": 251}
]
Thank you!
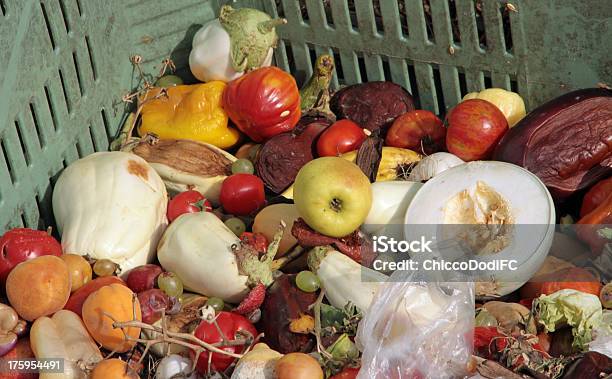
[
  {"left": 111, "top": 56, "right": 175, "bottom": 151},
  {"left": 311, "top": 288, "right": 333, "bottom": 359},
  {"left": 103, "top": 298, "right": 249, "bottom": 369},
  {"left": 271, "top": 245, "right": 305, "bottom": 271}
]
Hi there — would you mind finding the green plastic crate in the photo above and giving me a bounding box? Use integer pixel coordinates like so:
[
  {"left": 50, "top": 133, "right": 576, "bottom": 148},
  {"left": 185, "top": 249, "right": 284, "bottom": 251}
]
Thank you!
[{"left": 0, "top": 0, "right": 610, "bottom": 233}]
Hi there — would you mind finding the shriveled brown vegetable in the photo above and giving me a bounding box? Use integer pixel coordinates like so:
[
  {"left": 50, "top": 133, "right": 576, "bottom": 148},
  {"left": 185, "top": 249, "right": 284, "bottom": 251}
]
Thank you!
[
  {"left": 482, "top": 301, "right": 536, "bottom": 334},
  {"left": 355, "top": 131, "right": 384, "bottom": 182},
  {"left": 129, "top": 136, "right": 236, "bottom": 204},
  {"left": 330, "top": 82, "right": 415, "bottom": 132},
  {"left": 256, "top": 117, "right": 331, "bottom": 193}
]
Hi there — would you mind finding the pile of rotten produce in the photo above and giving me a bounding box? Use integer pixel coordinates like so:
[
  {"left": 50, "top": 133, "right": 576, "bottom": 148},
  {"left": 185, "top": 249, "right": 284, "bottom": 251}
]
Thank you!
[{"left": 0, "top": 5, "right": 611, "bottom": 379}]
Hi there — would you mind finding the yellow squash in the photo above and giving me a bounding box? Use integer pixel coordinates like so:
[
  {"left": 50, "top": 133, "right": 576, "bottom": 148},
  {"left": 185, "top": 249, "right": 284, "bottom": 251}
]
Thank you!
[
  {"left": 463, "top": 88, "right": 526, "bottom": 127},
  {"left": 342, "top": 147, "right": 421, "bottom": 181},
  {"left": 138, "top": 81, "right": 240, "bottom": 149}
]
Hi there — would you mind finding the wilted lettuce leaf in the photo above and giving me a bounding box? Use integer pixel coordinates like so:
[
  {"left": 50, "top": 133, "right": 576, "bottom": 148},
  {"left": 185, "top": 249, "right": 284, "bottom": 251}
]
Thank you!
[{"left": 534, "top": 289, "right": 603, "bottom": 350}]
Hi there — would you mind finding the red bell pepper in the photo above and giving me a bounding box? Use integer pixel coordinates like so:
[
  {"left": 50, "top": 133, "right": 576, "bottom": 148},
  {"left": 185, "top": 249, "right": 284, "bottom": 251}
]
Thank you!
[
  {"left": 580, "top": 177, "right": 612, "bottom": 217},
  {"left": 193, "top": 311, "right": 258, "bottom": 374},
  {"left": 223, "top": 67, "right": 301, "bottom": 142},
  {"left": 0, "top": 228, "right": 62, "bottom": 283}
]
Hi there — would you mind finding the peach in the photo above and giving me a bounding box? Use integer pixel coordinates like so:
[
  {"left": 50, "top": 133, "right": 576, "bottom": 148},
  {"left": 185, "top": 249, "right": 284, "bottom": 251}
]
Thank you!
[{"left": 6, "top": 255, "right": 71, "bottom": 321}]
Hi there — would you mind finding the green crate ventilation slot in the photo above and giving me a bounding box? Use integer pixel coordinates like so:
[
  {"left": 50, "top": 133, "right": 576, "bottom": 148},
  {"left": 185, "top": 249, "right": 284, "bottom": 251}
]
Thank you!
[
  {"left": 267, "top": 0, "right": 525, "bottom": 115},
  {"left": 1, "top": 0, "right": 610, "bottom": 233}
]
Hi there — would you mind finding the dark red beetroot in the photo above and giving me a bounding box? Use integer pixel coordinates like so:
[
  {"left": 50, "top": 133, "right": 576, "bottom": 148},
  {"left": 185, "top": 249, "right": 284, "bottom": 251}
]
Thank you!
[
  {"left": 493, "top": 88, "right": 612, "bottom": 200},
  {"left": 256, "top": 117, "right": 331, "bottom": 193},
  {"left": 330, "top": 82, "right": 415, "bottom": 132}
]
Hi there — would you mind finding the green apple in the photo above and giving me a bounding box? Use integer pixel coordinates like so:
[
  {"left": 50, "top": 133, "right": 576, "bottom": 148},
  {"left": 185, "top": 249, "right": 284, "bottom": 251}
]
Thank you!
[{"left": 293, "top": 157, "right": 372, "bottom": 237}]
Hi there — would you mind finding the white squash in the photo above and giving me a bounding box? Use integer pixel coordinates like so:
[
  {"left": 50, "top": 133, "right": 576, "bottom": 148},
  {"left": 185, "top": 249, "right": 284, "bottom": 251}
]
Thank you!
[
  {"left": 30, "top": 310, "right": 102, "bottom": 379},
  {"left": 404, "top": 161, "right": 556, "bottom": 296},
  {"left": 52, "top": 152, "right": 167, "bottom": 272},
  {"left": 308, "top": 247, "right": 388, "bottom": 311},
  {"left": 157, "top": 212, "right": 249, "bottom": 303},
  {"left": 363, "top": 181, "right": 423, "bottom": 238},
  {"left": 189, "top": 6, "right": 284, "bottom": 83}
]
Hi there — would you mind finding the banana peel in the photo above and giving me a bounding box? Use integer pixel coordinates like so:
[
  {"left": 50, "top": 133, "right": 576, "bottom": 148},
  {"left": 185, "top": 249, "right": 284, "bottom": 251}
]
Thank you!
[{"left": 342, "top": 147, "right": 421, "bottom": 181}]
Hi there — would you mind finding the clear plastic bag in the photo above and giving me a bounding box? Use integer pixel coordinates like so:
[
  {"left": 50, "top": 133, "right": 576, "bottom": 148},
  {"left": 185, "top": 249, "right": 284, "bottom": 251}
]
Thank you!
[{"left": 355, "top": 269, "right": 475, "bottom": 379}]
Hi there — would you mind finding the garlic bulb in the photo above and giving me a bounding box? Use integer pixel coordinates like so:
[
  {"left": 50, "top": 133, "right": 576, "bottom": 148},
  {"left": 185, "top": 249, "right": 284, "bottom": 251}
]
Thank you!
[{"left": 407, "top": 152, "right": 464, "bottom": 182}]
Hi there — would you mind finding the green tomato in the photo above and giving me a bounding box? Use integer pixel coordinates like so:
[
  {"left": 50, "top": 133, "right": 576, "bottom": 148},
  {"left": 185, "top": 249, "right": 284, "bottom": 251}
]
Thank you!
[
  {"left": 155, "top": 75, "right": 183, "bottom": 87},
  {"left": 296, "top": 270, "right": 321, "bottom": 293}
]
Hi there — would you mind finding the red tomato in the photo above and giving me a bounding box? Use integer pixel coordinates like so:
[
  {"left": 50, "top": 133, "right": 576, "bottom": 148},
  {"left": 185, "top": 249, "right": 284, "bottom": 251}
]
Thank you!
[
  {"left": 330, "top": 367, "right": 360, "bottom": 379},
  {"left": 0, "top": 228, "right": 62, "bottom": 284},
  {"left": 192, "top": 311, "right": 258, "bottom": 374},
  {"left": 446, "top": 99, "right": 508, "bottom": 161},
  {"left": 167, "top": 190, "right": 212, "bottom": 223},
  {"left": 220, "top": 174, "right": 266, "bottom": 216},
  {"left": 316, "top": 120, "right": 367, "bottom": 157},
  {"left": 240, "top": 232, "right": 268, "bottom": 253},
  {"left": 223, "top": 67, "right": 301, "bottom": 142},
  {"left": 385, "top": 110, "right": 446, "bottom": 154}
]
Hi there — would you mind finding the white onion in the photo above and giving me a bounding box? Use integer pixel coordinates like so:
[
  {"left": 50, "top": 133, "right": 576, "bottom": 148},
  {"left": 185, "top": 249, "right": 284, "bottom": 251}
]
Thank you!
[
  {"left": 407, "top": 152, "right": 464, "bottom": 182},
  {"left": 155, "top": 354, "right": 196, "bottom": 379}
]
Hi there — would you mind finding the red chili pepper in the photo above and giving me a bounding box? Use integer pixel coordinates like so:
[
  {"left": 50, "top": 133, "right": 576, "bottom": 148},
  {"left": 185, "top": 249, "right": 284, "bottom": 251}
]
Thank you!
[
  {"left": 0, "top": 228, "right": 62, "bottom": 283},
  {"left": 192, "top": 311, "right": 257, "bottom": 374},
  {"left": 234, "top": 283, "right": 266, "bottom": 315}
]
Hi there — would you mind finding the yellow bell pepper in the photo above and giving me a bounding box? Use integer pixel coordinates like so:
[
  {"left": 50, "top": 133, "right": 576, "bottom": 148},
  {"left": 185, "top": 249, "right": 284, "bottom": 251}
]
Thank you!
[
  {"left": 138, "top": 81, "right": 240, "bottom": 149},
  {"left": 463, "top": 88, "right": 526, "bottom": 127}
]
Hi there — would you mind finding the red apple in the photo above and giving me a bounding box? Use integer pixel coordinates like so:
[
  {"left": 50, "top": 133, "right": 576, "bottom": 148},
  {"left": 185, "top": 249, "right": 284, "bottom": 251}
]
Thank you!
[
  {"left": 0, "top": 338, "right": 38, "bottom": 379},
  {"left": 445, "top": 99, "right": 509, "bottom": 161},
  {"left": 0, "top": 228, "right": 62, "bottom": 284},
  {"left": 125, "top": 264, "right": 163, "bottom": 294},
  {"left": 385, "top": 110, "right": 446, "bottom": 155},
  {"left": 137, "top": 289, "right": 170, "bottom": 324}
]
